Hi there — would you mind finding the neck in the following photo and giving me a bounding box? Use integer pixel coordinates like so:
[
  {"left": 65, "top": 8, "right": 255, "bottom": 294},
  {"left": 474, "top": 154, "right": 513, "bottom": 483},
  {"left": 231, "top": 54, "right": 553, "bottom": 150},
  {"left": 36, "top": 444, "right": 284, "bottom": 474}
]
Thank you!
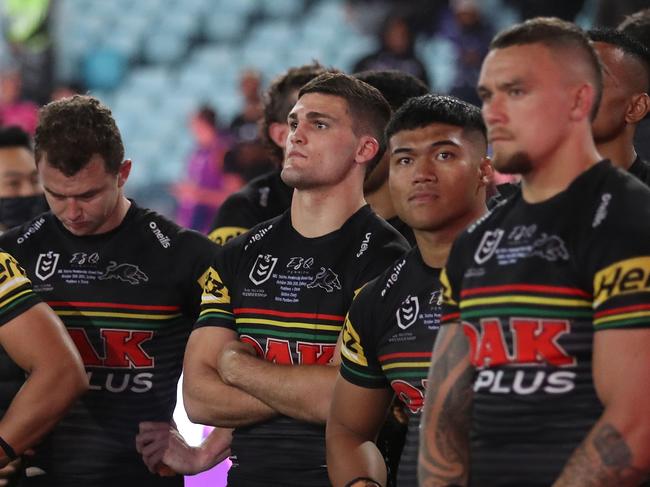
[
  {"left": 595, "top": 131, "right": 637, "bottom": 171},
  {"left": 290, "top": 179, "right": 366, "bottom": 238},
  {"left": 103, "top": 196, "right": 131, "bottom": 234},
  {"left": 415, "top": 203, "right": 487, "bottom": 269},
  {"left": 521, "top": 128, "right": 600, "bottom": 203},
  {"left": 365, "top": 180, "right": 396, "bottom": 220}
]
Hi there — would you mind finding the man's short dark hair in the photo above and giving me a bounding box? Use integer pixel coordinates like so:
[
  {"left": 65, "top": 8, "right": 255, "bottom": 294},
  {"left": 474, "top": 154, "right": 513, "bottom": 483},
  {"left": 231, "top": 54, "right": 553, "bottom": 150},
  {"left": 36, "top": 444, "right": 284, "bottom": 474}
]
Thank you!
[
  {"left": 588, "top": 28, "right": 650, "bottom": 92},
  {"left": 299, "top": 72, "right": 392, "bottom": 169},
  {"left": 35, "top": 95, "right": 124, "bottom": 176},
  {"left": 619, "top": 8, "right": 650, "bottom": 51},
  {"left": 490, "top": 17, "right": 603, "bottom": 120},
  {"left": 262, "top": 62, "right": 331, "bottom": 162},
  {"left": 353, "top": 70, "right": 430, "bottom": 111},
  {"left": 386, "top": 94, "right": 486, "bottom": 149},
  {"left": 0, "top": 126, "right": 31, "bottom": 151}
]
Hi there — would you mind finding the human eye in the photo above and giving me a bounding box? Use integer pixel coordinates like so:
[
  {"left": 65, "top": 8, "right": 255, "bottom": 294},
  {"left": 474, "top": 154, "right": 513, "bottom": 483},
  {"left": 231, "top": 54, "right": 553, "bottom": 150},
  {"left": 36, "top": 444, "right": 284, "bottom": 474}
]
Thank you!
[
  {"left": 435, "top": 151, "right": 456, "bottom": 162},
  {"left": 394, "top": 156, "right": 412, "bottom": 166},
  {"left": 314, "top": 120, "right": 328, "bottom": 129},
  {"left": 508, "top": 87, "right": 524, "bottom": 97},
  {"left": 289, "top": 120, "right": 298, "bottom": 130}
]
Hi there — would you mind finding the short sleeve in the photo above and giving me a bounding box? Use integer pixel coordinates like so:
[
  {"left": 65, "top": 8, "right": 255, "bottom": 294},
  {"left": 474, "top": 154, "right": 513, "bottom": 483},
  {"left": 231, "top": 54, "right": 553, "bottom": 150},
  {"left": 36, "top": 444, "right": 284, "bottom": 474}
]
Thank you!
[
  {"left": 340, "top": 284, "right": 389, "bottom": 389},
  {"left": 0, "top": 251, "right": 41, "bottom": 326}
]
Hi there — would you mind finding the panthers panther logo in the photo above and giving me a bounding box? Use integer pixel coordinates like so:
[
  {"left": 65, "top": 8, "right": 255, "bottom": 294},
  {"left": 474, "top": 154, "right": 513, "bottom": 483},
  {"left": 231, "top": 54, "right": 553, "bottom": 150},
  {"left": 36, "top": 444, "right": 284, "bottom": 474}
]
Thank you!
[
  {"left": 306, "top": 267, "right": 341, "bottom": 293},
  {"left": 530, "top": 234, "right": 569, "bottom": 262},
  {"left": 99, "top": 262, "right": 149, "bottom": 285}
]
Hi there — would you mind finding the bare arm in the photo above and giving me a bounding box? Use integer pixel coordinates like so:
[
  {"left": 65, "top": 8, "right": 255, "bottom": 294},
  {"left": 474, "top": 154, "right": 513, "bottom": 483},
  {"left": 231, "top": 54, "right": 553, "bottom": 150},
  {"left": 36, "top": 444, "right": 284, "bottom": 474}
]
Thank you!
[
  {"left": 217, "top": 336, "right": 343, "bottom": 424},
  {"left": 136, "top": 421, "right": 232, "bottom": 475},
  {"left": 553, "top": 328, "right": 650, "bottom": 486},
  {"left": 418, "top": 322, "right": 474, "bottom": 487},
  {"left": 182, "top": 326, "right": 277, "bottom": 428},
  {"left": 326, "top": 374, "right": 393, "bottom": 487},
  {"left": 0, "top": 303, "right": 88, "bottom": 461}
]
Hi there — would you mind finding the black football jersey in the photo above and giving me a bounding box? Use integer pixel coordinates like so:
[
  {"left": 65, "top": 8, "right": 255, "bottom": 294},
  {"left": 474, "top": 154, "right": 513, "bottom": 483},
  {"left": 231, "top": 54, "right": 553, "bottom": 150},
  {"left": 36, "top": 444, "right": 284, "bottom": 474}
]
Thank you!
[
  {"left": 207, "top": 169, "right": 292, "bottom": 245},
  {"left": 0, "top": 202, "right": 219, "bottom": 486},
  {"left": 197, "top": 205, "right": 409, "bottom": 486},
  {"left": 441, "top": 161, "right": 650, "bottom": 486},
  {"left": 341, "top": 247, "right": 441, "bottom": 485},
  {"left": 0, "top": 250, "right": 42, "bottom": 415}
]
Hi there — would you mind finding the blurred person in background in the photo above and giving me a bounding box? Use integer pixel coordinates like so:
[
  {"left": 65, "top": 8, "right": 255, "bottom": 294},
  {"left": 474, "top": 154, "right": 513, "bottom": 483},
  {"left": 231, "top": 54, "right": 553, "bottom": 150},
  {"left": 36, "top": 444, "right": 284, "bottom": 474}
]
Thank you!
[
  {"left": 173, "top": 105, "right": 239, "bottom": 234},
  {"left": 223, "top": 69, "right": 275, "bottom": 184},
  {"left": 619, "top": 8, "right": 650, "bottom": 162},
  {"left": 207, "top": 62, "right": 330, "bottom": 245},
  {"left": 353, "top": 16, "right": 431, "bottom": 87},
  {"left": 588, "top": 28, "right": 650, "bottom": 184},
  {"left": 437, "top": 0, "right": 494, "bottom": 106},
  {"left": 229, "top": 69, "right": 264, "bottom": 143},
  {"left": 0, "top": 126, "right": 47, "bottom": 232},
  {"left": 0, "top": 69, "right": 38, "bottom": 135},
  {"left": 2, "top": 0, "right": 53, "bottom": 105}
]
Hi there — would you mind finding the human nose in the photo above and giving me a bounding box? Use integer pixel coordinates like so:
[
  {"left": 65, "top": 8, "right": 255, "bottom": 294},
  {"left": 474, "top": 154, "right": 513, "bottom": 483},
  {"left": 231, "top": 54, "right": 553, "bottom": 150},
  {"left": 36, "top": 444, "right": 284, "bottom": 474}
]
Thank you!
[
  {"left": 64, "top": 198, "right": 83, "bottom": 221},
  {"left": 413, "top": 158, "right": 437, "bottom": 184},
  {"left": 482, "top": 93, "right": 506, "bottom": 127}
]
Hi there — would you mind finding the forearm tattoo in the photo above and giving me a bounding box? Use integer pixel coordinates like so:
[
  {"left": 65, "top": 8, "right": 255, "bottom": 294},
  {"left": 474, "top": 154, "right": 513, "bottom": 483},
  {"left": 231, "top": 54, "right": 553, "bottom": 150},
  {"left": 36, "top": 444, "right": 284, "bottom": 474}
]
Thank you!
[
  {"left": 554, "top": 423, "right": 648, "bottom": 487},
  {"left": 418, "top": 324, "right": 473, "bottom": 487}
]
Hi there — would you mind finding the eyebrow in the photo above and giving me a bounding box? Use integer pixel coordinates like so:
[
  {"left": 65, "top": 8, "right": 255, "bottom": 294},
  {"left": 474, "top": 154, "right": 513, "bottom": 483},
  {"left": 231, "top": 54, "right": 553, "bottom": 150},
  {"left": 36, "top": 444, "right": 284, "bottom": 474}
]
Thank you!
[
  {"left": 288, "top": 111, "right": 338, "bottom": 122},
  {"left": 391, "top": 139, "right": 461, "bottom": 154},
  {"left": 477, "top": 78, "right": 526, "bottom": 94},
  {"left": 43, "top": 186, "right": 102, "bottom": 199}
]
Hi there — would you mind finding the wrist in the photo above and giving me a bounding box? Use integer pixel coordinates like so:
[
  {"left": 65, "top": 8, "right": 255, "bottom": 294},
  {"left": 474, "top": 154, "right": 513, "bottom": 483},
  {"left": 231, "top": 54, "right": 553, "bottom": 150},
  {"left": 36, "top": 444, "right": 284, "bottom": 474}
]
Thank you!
[{"left": 344, "top": 477, "right": 382, "bottom": 487}]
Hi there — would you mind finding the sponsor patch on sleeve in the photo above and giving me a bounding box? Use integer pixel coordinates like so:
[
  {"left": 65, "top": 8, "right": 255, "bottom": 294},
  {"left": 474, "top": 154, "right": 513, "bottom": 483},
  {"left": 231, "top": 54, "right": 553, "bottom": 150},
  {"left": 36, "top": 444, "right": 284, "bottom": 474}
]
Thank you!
[
  {"left": 200, "top": 266, "right": 231, "bottom": 305},
  {"left": 440, "top": 268, "right": 457, "bottom": 306},
  {"left": 341, "top": 315, "right": 368, "bottom": 367},
  {"left": 593, "top": 256, "right": 650, "bottom": 308},
  {"left": 208, "top": 227, "right": 247, "bottom": 246}
]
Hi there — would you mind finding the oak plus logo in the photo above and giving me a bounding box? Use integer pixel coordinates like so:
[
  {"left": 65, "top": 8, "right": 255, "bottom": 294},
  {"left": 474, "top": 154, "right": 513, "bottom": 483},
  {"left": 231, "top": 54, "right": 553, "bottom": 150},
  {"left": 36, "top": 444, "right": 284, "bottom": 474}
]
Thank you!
[
  {"left": 464, "top": 318, "right": 577, "bottom": 395},
  {"left": 249, "top": 254, "right": 278, "bottom": 285},
  {"left": 35, "top": 251, "right": 60, "bottom": 281},
  {"left": 396, "top": 295, "right": 419, "bottom": 330},
  {"left": 474, "top": 229, "right": 504, "bottom": 264}
]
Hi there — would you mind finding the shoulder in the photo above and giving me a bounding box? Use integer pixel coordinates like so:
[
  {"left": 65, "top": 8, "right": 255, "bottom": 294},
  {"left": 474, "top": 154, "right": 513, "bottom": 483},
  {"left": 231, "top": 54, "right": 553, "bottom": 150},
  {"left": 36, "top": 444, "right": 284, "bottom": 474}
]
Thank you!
[
  {"left": 0, "top": 213, "right": 53, "bottom": 251},
  {"left": 134, "top": 205, "right": 219, "bottom": 256}
]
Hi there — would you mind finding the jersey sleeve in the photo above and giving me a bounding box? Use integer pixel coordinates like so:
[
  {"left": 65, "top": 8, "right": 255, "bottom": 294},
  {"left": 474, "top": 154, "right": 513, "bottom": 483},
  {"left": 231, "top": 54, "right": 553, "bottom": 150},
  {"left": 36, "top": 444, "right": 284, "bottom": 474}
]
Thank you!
[
  {"left": 207, "top": 193, "right": 256, "bottom": 245},
  {"left": 179, "top": 230, "right": 222, "bottom": 322},
  {"left": 194, "top": 244, "right": 238, "bottom": 331},
  {"left": 585, "top": 180, "right": 650, "bottom": 331},
  {"left": 440, "top": 237, "right": 465, "bottom": 326},
  {"left": 339, "top": 282, "right": 389, "bottom": 389},
  {"left": 0, "top": 250, "right": 42, "bottom": 326},
  {"left": 353, "top": 230, "right": 408, "bottom": 294}
]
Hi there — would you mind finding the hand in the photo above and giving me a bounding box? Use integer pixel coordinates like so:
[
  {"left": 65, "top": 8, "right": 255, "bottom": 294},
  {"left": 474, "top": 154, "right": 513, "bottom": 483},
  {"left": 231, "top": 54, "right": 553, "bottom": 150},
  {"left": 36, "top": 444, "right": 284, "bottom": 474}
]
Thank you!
[
  {"left": 217, "top": 340, "right": 257, "bottom": 386},
  {"left": 136, "top": 422, "right": 232, "bottom": 476},
  {"left": 0, "top": 449, "right": 33, "bottom": 486}
]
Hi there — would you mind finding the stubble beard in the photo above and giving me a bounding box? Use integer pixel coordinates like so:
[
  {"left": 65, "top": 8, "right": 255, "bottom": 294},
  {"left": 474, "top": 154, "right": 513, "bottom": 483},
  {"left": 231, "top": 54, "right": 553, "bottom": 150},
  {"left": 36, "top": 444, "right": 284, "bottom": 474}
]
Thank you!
[{"left": 492, "top": 150, "right": 533, "bottom": 175}]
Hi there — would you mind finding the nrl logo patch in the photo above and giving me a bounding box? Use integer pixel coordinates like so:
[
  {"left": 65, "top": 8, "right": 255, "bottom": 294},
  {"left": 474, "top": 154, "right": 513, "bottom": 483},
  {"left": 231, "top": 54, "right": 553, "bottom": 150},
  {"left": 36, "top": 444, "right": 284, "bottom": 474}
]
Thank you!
[
  {"left": 249, "top": 254, "right": 278, "bottom": 285},
  {"left": 474, "top": 229, "right": 504, "bottom": 264},
  {"left": 35, "top": 251, "right": 60, "bottom": 281},
  {"left": 396, "top": 295, "right": 419, "bottom": 330}
]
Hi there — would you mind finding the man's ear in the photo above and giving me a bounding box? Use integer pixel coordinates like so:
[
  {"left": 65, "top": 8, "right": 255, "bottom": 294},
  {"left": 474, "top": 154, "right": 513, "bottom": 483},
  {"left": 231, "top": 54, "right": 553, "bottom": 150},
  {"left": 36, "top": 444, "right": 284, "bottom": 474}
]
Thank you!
[
  {"left": 118, "top": 160, "right": 132, "bottom": 187},
  {"left": 478, "top": 156, "right": 493, "bottom": 187},
  {"left": 570, "top": 83, "right": 596, "bottom": 122},
  {"left": 354, "top": 136, "right": 380, "bottom": 165},
  {"left": 625, "top": 92, "right": 650, "bottom": 124},
  {"left": 268, "top": 122, "right": 290, "bottom": 149}
]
